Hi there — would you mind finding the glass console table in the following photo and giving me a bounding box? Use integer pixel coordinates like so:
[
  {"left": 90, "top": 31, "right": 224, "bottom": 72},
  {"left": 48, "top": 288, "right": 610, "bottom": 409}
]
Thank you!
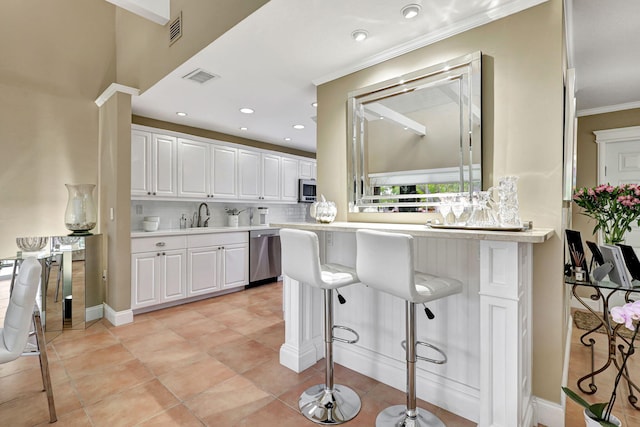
[
  {"left": 567, "top": 276, "right": 640, "bottom": 409},
  {"left": 2, "top": 234, "right": 103, "bottom": 342}
]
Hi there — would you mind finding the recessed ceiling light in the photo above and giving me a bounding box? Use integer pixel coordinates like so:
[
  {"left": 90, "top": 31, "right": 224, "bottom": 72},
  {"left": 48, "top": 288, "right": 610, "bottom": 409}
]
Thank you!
[
  {"left": 176, "top": 112, "right": 187, "bottom": 117},
  {"left": 312, "top": 102, "right": 318, "bottom": 108},
  {"left": 401, "top": 4, "right": 421, "bottom": 19},
  {"left": 293, "top": 124, "right": 305, "bottom": 130},
  {"left": 284, "top": 137, "right": 292, "bottom": 141},
  {"left": 351, "top": 29, "right": 368, "bottom": 42},
  {"left": 240, "top": 127, "right": 248, "bottom": 131},
  {"left": 239, "top": 107, "right": 254, "bottom": 114}
]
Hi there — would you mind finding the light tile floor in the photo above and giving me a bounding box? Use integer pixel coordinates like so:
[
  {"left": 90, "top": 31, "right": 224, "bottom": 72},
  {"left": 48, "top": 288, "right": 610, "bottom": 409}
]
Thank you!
[
  {"left": 565, "top": 309, "right": 640, "bottom": 426},
  {"left": 0, "top": 281, "right": 475, "bottom": 426}
]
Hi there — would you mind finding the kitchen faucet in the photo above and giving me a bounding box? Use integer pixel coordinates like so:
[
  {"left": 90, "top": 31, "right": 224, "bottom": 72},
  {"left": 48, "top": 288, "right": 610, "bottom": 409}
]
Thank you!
[{"left": 197, "top": 202, "right": 210, "bottom": 227}]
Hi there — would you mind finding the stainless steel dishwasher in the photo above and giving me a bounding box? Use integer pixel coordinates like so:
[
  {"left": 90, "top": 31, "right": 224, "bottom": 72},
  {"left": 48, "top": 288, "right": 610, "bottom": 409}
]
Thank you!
[{"left": 248, "top": 229, "right": 281, "bottom": 286}]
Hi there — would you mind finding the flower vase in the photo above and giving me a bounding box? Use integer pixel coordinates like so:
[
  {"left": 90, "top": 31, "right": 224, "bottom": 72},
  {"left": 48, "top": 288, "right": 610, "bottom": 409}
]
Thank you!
[
  {"left": 227, "top": 214, "right": 239, "bottom": 227},
  {"left": 64, "top": 184, "right": 96, "bottom": 235},
  {"left": 584, "top": 409, "right": 621, "bottom": 426}
]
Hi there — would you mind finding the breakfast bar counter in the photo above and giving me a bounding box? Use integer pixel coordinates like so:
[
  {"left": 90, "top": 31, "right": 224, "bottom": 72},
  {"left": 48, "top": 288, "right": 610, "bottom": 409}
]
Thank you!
[{"left": 271, "top": 221, "right": 553, "bottom": 427}]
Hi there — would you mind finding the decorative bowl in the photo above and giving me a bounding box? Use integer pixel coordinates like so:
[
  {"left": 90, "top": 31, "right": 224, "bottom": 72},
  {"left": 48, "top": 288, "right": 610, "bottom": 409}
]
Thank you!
[{"left": 16, "top": 236, "right": 49, "bottom": 252}]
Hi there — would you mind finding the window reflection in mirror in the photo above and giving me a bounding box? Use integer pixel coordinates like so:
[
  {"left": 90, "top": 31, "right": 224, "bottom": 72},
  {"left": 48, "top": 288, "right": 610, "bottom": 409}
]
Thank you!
[{"left": 348, "top": 51, "right": 482, "bottom": 213}]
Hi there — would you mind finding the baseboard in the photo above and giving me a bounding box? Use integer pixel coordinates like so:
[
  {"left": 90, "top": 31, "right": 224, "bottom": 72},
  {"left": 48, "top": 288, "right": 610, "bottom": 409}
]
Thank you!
[
  {"left": 279, "top": 342, "right": 318, "bottom": 373},
  {"left": 534, "top": 397, "right": 565, "bottom": 427},
  {"left": 103, "top": 303, "right": 133, "bottom": 326},
  {"left": 85, "top": 304, "right": 104, "bottom": 322},
  {"left": 333, "top": 343, "right": 480, "bottom": 423}
]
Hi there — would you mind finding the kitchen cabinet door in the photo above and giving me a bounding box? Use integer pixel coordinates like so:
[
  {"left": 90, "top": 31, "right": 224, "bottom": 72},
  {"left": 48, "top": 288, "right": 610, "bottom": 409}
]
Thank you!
[
  {"left": 211, "top": 145, "right": 238, "bottom": 198},
  {"left": 131, "top": 252, "right": 159, "bottom": 309},
  {"left": 238, "top": 149, "right": 261, "bottom": 199},
  {"left": 153, "top": 134, "right": 177, "bottom": 197},
  {"left": 281, "top": 157, "right": 299, "bottom": 202},
  {"left": 187, "top": 246, "right": 220, "bottom": 296},
  {"left": 178, "top": 138, "right": 210, "bottom": 198},
  {"left": 221, "top": 243, "right": 248, "bottom": 289},
  {"left": 161, "top": 249, "right": 187, "bottom": 302},
  {"left": 299, "top": 159, "right": 315, "bottom": 180},
  {"left": 262, "top": 154, "right": 281, "bottom": 200},
  {"left": 131, "top": 130, "right": 152, "bottom": 196},
  {"left": 131, "top": 248, "right": 186, "bottom": 310}
]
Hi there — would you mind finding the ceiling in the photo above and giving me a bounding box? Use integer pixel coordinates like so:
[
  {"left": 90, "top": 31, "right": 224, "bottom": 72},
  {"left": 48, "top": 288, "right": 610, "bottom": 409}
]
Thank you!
[
  {"left": 131, "top": 0, "right": 639, "bottom": 154},
  {"left": 567, "top": 0, "right": 640, "bottom": 116}
]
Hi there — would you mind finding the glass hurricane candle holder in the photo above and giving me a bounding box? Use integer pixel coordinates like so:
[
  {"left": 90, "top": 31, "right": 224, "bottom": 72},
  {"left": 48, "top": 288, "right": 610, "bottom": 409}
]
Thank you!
[{"left": 64, "top": 184, "right": 97, "bottom": 235}]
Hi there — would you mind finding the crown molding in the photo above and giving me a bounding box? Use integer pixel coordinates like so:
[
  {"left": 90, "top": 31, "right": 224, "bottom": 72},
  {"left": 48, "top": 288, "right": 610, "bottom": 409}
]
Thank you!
[
  {"left": 313, "top": 0, "right": 548, "bottom": 86},
  {"left": 95, "top": 83, "right": 140, "bottom": 107},
  {"left": 577, "top": 101, "right": 640, "bottom": 117}
]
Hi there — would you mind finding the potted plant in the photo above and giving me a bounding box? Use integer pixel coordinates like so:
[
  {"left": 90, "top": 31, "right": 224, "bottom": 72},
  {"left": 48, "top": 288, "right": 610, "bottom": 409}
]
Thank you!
[
  {"left": 563, "top": 300, "right": 640, "bottom": 426},
  {"left": 573, "top": 184, "right": 640, "bottom": 244}
]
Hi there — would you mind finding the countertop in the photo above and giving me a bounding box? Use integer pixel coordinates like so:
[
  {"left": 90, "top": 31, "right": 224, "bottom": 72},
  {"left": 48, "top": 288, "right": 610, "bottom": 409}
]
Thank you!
[
  {"left": 269, "top": 221, "right": 554, "bottom": 243},
  {"left": 131, "top": 225, "right": 279, "bottom": 238}
]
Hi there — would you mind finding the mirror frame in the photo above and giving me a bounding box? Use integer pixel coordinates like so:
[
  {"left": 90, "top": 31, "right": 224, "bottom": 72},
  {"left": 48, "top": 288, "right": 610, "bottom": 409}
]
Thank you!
[{"left": 347, "top": 51, "right": 482, "bottom": 212}]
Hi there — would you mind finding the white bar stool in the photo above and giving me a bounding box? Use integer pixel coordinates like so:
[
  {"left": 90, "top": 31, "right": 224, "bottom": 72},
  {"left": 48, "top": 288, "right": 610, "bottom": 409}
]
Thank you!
[
  {"left": 355, "top": 229, "right": 463, "bottom": 427},
  {"left": 280, "top": 228, "right": 362, "bottom": 425}
]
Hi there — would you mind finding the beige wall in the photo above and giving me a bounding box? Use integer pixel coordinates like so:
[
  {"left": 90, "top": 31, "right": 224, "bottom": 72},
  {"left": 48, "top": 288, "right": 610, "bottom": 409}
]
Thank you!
[
  {"left": 572, "top": 108, "right": 640, "bottom": 240},
  {"left": 318, "top": 0, "right": 565, "bottom": 402},
  {"left": 0, "top": 0, "right": 116, "bottom": 255},
  {"left": 115, "top": 0, "right": 269, "bottom": 92}
]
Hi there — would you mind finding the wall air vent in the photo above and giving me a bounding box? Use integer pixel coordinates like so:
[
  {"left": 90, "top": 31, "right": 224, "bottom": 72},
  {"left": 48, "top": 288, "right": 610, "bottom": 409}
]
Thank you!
[
  {"left": 169, "top": 12, "right": 182, "bottom": 45},
  {"left": 182, "top": 68, "right": 219, "bottom": 84}
]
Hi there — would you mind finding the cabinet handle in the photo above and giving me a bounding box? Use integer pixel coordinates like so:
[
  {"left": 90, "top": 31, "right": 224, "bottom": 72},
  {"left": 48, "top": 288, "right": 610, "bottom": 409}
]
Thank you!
[
  {"left": 156, "top": 242, "right": 166, "bottom": 247},
  {"left": 147, "top": 192, "right": 151, "bottom": 195},
  {"left": 162, "top": 252, "right": 166, "bottom": 255},
  {"left": 157, "top": 253, "right": 160, "bottom": 256},
  {"left": 153, "top": 192, "right": 156, "bottom": 195}
]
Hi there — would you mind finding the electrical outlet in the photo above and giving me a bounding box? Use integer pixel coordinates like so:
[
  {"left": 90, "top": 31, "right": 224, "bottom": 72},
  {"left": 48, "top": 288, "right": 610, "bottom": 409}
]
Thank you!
[
  {"left": 135, "top": 205, "right": 143, "bottom": 215},
  {"left": 102, "top": 269, "right": 107, "bottom": 281},
  {"left": 326, "top": 231, "right": 333, "bottom": 246}
]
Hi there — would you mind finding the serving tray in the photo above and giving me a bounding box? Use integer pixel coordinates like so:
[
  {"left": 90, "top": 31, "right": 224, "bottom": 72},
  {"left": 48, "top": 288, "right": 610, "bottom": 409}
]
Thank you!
[{"left": 427, "top": 223, "right": 527, "bottom": 232}]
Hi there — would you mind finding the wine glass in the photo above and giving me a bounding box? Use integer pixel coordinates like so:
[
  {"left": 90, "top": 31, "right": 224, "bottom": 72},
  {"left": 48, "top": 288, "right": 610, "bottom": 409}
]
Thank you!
[
  {"left": 451, "top": 197, "right": 466, "bottom": 225},
  {"left": 438, "top": 197, "right": 452, "bottom": 224}
]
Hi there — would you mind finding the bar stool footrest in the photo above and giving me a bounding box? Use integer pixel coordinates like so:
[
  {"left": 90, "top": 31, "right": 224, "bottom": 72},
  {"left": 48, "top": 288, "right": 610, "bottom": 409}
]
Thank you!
[
  {"left": 401, "top": 340, "right": 448, "bottom": 365},
  {"left": 299, "top": 383, "right": 362, "bottom": 424},
  {"left": 332, "top": 325, "right": 359, "bottom": 344}
]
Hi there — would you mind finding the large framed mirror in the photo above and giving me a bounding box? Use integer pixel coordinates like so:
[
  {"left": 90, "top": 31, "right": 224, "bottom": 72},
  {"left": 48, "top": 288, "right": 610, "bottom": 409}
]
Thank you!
[{"left": 348, "top": 51, "right": 482, "bottom": 213}]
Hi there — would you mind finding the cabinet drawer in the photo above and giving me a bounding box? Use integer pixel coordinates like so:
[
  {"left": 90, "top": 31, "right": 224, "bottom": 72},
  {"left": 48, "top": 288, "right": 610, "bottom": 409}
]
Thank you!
[
  {"left": 132, "top": 235, "right": 186, "bottom": 253},
  {"left": 187, "top": 232, "right": 248, "bottom": 248}
]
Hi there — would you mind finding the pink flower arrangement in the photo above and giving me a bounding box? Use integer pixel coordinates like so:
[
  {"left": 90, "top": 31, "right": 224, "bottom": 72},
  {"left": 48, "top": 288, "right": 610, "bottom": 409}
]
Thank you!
[{"left": 573, "top": 184, "right": 640, "bottom": 244}]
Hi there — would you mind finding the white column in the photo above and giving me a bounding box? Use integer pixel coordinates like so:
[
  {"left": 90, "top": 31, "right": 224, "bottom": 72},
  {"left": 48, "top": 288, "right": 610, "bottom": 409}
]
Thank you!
[
  {"left": 479, "top": 240, "right": 533, "bottom": 427},
  {"left": 279, "top": 276, "right": 323, "bottom": 372}
]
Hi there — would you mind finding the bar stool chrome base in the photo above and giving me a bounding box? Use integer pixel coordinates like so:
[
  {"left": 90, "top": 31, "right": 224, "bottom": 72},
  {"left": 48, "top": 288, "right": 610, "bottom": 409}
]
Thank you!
[
  {"left": 375, "top": 405, "right": 445, "bottom": 427},
  {"left": 299, "top": 384, "right": 362, "bottom": 424}
]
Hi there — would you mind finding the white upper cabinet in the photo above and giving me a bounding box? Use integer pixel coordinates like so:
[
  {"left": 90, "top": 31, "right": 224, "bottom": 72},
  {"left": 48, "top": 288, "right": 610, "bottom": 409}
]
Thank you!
[
  {"left": 299, "top": 159, "right": 316, "bottom": 180},
  {"left": 132, "top": 125, "right": 309, "bottom": 203},
  {"left": 261, "top": 154, "right": 281, "bottom": 200},
  {"left": 281, "top": 157, "right": 299, "bottom": 202},
  {"left": 131, "top": 130, "right": 177, "bottom": 197},
  {"left": 210, "top": 145, "right": 238, "bottom": 198},
  {"left": 238, "top": 149, "right": 262, "bottom": 199},
  {"left": 131, "top": 130, "right": 151, "bottom": 196},
  {"left": 177, "top": 138, "right": 209, "bottom": 198},
  {"left": 153, "top": 134, "right": 178, "bottom": 197}
]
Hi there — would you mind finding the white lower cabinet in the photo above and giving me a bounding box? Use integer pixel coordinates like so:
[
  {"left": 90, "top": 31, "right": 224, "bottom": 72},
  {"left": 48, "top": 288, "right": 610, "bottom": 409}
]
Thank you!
[
  {"left": 131, "top": 232, "right": 249, "bottom": 311},
  {"left": 131, "top": 236, "right": 187, "bottom": 310},
  {"left": 187, "top": 232, "right": 248, "bottom": 296}
]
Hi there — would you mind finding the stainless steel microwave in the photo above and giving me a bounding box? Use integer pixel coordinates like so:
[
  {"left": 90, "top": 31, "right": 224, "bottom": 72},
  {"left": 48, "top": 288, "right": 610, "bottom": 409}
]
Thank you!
[{"left": 298, "top": 179, "right": 316, "bottom": 203}]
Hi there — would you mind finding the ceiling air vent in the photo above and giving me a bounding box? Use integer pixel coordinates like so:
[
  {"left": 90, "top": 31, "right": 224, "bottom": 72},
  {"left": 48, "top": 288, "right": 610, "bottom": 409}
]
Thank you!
[
  {"left": 182, "top": 68, "right": 219, "bottom": 84},
  {"left": 169, "top": 12, "right": 182, "bottom": 45}
]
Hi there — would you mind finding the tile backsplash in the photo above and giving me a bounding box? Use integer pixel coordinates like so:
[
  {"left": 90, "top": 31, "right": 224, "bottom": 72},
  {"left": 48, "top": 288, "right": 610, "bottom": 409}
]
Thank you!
[{"left": 131, "top": 200, "right": 311, "bottom": 231}]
